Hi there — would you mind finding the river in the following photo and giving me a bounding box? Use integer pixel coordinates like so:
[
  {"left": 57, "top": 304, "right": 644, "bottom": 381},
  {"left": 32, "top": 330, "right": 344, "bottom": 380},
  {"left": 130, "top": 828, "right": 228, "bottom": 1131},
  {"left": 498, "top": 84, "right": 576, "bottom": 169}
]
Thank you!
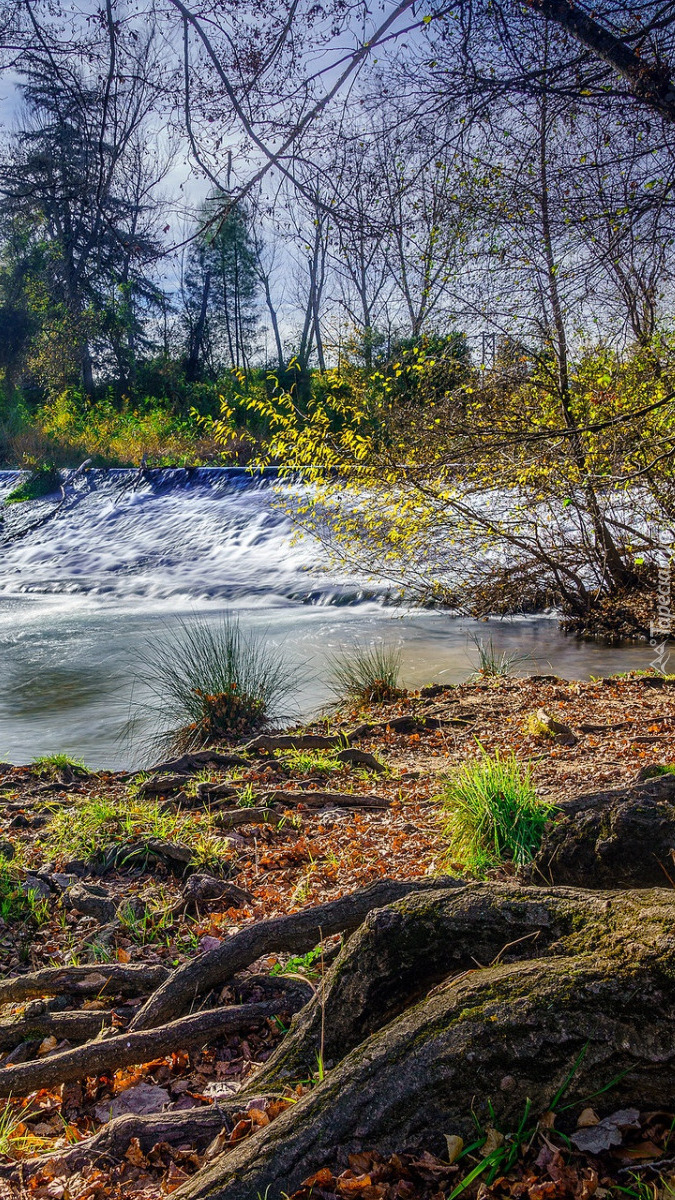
[{"left": 0, "top": 468, "right": 652, "bottom": 768}]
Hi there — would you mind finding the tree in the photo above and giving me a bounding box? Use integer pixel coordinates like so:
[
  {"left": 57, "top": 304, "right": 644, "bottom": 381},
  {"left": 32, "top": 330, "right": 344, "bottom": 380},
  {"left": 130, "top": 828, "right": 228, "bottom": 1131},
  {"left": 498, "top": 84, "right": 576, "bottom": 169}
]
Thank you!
[
  {"left": 183, "top": 198, "right": 259, "bottom": 378},
  {"left": 0, "top": 56, "right": 165, "bottom": 395}
]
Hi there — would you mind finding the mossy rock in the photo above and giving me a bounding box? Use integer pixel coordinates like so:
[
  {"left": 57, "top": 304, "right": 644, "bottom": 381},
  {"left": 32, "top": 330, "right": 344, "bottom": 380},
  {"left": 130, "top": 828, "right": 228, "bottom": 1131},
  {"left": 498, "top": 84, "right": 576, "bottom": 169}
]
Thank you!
[{"left": 527, "top": 773, "right": 675, "bottom": 887}]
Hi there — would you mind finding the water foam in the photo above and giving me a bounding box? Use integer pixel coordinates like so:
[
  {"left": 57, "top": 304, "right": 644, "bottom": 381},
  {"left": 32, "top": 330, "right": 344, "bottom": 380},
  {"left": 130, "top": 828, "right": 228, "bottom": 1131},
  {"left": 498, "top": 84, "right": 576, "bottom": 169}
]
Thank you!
[{"left": 0, "top": 468, "right": 377, "bottom": 607}]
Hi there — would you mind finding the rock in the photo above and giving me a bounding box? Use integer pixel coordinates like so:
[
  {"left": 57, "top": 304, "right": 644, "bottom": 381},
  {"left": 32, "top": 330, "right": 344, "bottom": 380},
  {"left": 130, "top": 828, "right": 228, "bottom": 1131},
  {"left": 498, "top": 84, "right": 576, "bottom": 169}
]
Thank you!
[
  {"left": 0, "top": 841, "right": 14, "bottom": 861},
  {"left": 335, "top": 748, "right": 385, "bottom": 773},
  {"left": 63, "top": 859, "right": 88, "bottom": 877},
  {"left": 22, "top": 875, "right": 52, "bottom": 901},
  {"left": 196, "top": 781, "right": 238, "bottom": 801},
  {"left": 245, "top": 734, "right": 347, "bottom": 753},
  {"left": 179, "top": 874, "right": 252, "bottom": 913},
  {"left": 147, "top": 751, "right": 250, "bottom": 775},
  {"left": 535, "top": 709, "right": 578, "bottom": 746},
  {"left": 199, "top": 935, "right": 223, "bottom": 953},
  {"left": 420, "top": 684, "right": 453, "bottom": 698},
  {"left": 48, "top": 873, "right": 80, "bottom": 891},
  {"left": 92, "top": 839, "right": 193, "bottom": 874},
  {"left": 137, "top": 774, "right": 190, "bottom": 797},
  {"left": 529, "top": 773, "right": 675, "bottom": 887},
  {"left": 66, "top": 882, "right": 118, "bottom": 923},
  {"left": 146, "top": 839, "right": 192, "bottom": 864}
]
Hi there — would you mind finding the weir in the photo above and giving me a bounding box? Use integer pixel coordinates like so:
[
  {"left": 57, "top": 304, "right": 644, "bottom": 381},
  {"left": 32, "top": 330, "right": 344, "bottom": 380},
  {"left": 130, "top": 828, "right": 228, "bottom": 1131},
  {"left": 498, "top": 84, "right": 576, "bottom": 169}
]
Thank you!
[{"left": 0, "top": 469, "right": 656, "bottom": 768}]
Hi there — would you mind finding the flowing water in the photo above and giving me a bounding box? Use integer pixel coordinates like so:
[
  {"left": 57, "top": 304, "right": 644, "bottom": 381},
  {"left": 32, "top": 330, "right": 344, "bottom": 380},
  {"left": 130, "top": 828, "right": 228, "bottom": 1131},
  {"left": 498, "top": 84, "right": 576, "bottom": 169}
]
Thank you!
[{"left": 0, "top": 468, "right": 653, "bottom": 768}]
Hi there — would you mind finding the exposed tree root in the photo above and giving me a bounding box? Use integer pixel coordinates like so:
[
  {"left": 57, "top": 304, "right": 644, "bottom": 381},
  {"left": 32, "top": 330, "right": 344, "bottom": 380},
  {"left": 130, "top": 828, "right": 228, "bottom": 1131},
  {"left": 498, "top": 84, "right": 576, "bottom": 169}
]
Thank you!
[
  {"left": 0, "top": 963, "right": 169, "bottom": 1006},
  {"left": 244, "top": 734, "right": 348, "bottom": 752},
  {"left": 0, "top": 1104, "right": 246, "bottom": 1180},
  {"left": 246, "top": 882, "right": 628, "bottom": 1091},
  {"left": 172, "top": 884, "right": 675, "bottom": 1200},
  {"left": 129, "top": 878, "right": 458, "bottom": 1032},
  {"left": 0, "top": 1008, "right": 113, "bottom": 1051},
  {"left": 212, "top": 807, "right": 288, "bottom": 830},
  {"left": 0, "top": 1000, "right": 296, "bottom": 1096},
  {"left": 252, "top": 789, "right": 389, "bottom": 809}
]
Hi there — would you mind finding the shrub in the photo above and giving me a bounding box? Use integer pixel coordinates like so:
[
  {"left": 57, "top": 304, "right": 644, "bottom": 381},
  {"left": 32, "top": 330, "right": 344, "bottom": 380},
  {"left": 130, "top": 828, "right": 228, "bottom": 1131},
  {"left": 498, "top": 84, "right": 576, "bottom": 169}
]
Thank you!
[
  {"left": 135, "top": 614, "right": 295, "bottom": 752},
  {"left": 327, "top": 642, "right": 404, "bottom": 706},
  {"left": 4, "top": 463, "right": 61, "bottom": 504},
  {"left": 438, "top": 748, "right": 553, "bottom": 875}
]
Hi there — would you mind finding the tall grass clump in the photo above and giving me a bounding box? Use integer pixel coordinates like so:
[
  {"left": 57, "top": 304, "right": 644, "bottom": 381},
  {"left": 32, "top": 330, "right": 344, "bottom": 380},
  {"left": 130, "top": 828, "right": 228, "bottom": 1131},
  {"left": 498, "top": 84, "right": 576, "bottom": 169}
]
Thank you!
[
  {"left": 438, "top": 748, "right": 553, "bottom": 875},
  {"left": 327, "top": 642, "right": 404, "bottom": 706},
  {"left": 135, "top": 614, "right": 294, "bottom": 752},
  {"left": 468, "top": 634, "right": 529, "bottom": 679}
]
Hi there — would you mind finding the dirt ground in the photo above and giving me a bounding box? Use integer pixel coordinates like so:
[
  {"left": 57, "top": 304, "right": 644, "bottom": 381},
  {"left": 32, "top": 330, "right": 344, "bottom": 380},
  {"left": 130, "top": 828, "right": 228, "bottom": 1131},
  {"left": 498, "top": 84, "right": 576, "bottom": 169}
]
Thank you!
[{"left": 0, "top": 670, "right": 674, "bottom": 1199}]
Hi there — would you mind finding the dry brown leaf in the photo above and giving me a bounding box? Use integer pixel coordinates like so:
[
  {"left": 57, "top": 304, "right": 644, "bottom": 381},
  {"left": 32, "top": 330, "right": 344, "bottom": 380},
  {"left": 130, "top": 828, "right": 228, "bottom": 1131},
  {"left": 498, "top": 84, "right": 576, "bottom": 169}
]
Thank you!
[{"left": 125, "top": 1137, "right": 147, "bottom": 1167}]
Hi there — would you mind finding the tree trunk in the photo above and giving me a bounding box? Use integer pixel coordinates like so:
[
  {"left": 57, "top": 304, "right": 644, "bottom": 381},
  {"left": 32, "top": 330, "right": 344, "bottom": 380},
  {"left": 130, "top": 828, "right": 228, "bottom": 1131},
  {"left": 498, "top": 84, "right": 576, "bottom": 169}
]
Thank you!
[
  {"left": 186, "top": 270, "right": 211, "bottom": 382},
  {"left": 174, "top": 883, "right": 675, "bottom": 1200}
]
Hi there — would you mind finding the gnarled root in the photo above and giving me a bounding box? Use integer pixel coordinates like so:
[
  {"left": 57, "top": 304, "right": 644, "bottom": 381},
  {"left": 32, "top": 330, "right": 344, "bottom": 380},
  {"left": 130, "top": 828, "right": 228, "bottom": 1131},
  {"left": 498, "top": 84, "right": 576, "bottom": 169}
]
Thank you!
[{"left": 172, "top": 884, "right": 675, "bottom": 1200}]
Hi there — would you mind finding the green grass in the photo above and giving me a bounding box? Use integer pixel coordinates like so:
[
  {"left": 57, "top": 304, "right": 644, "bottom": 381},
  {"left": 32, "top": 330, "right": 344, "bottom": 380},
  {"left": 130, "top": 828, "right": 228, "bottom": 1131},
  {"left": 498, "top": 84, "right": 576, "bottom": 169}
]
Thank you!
[
  {"left": 269, "top": 946, "right": 324, "bottom": 979},
  {"left": 0, "top": 860, "right": 50, "bottom": 926},
  {"left": 4, "top": 464, "right": 61, "bottom": 505},
  {"left": 133, "top": 613, "right": 296, "bottom": 753},
  {"left": 468, "top": 635, "right": 529, "bottom": 679},
  {"left": 45, "top": 793, "right": 229, "bottom": 872},
  {"left": 31, "top": 753, "right": 88, "bottom": 778},
  {"left": 638, "top": 763, "right": 675, "bottom": 778},
  {"left": 327, "top": 642, "right": 404, "bottom": 706},
  {"left": 438, "top": 748, "right": 553, "bottom": 875},
  {"left": 0, "top": 1100, "right": 39, "bottom": 1158},
  {"left": 280, "top": 748, "right": 345, "bottom": 775}
]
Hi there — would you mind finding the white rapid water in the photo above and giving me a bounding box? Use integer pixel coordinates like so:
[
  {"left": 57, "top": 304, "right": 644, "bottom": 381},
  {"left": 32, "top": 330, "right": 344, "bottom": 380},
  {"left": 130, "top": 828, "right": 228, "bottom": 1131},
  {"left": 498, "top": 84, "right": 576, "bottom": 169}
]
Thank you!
[{"left": 0, "top": 468, "right": 654, "bottom": 769}]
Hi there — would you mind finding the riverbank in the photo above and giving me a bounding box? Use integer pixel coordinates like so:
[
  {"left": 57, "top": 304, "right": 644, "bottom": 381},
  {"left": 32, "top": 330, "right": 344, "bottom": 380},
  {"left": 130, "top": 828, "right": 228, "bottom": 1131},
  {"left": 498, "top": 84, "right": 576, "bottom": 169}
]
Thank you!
[{"left": 0, "top": 672, "right": 674, "bottom": 1197}]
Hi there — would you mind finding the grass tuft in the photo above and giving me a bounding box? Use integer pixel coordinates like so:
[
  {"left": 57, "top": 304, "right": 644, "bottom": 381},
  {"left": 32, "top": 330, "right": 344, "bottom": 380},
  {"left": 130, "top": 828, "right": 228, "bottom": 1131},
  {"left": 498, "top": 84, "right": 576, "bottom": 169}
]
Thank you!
[
  {"left": 468, "top": 634, "right": 529, "bottom": 679},
  {"left": 133, "top": 614, "right": 295, "bottom": 752},
  {"left": 31, "top": 753, "right": 88, "bottom": 779},
  {"left": 438, "top": 748, "right": 553, "bottom": 876},
  {"left": 0, "top": 861, "right": 50, "bottom": 926},
  {"left": 327, "top": 642, "right": 404, "bottom": 706}
]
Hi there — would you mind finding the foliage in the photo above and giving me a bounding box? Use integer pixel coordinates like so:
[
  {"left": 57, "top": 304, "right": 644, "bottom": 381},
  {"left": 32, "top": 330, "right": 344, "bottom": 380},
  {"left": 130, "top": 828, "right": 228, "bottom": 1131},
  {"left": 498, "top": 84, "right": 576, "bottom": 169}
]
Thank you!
[
  {"left": 327, "top": 642, "right": 404, "bottom": 706},
  {"left": 0, "top": 1101, "right": 39, "bottom": 1159},
  {"left": 234, "top": 333, "right": 675, "bottom": 627},
  {"left": 4, "top": 463, "right": 60, "bottom": 503},
  {"left": 522, "top": 712, "right": 556, "bottom": 740},
  {"left": 31, "top": 752, "right": 88, "bottom": 776},
  {"left": 280, "top": 748, "right": 345, "bottom": 775},
  {"left": 269, "top": 945, "right": 325, "bottom": 978},
  {"left": 438, "top": 748, "right": 553, "bottom": 875},
  {"left": 0, "top": 860, "right": 49, "bottom": 925},
  {"left": 133, "top": 613, "right": 296, "bottom": 752}
]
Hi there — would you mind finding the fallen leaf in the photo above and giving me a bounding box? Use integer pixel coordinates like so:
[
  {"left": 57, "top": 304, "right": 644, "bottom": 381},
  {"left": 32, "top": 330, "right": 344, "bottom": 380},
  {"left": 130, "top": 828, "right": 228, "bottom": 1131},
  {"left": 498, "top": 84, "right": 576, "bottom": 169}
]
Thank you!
[
  {"left": 577, "top": 1109, "right": 600, "bottom": 1128},
  {"left": 125, "top": 1138, "right": 147, "bottom": 1167},
  {"left": 94, "top": 1082, "right": 169, "bottom": 1123},
  {"left": 481, "top": 1127, "right": 505, "bottom": 1157},
  {"left": 445, "top": 1135, "right": 464, "bottom": 1164}
]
